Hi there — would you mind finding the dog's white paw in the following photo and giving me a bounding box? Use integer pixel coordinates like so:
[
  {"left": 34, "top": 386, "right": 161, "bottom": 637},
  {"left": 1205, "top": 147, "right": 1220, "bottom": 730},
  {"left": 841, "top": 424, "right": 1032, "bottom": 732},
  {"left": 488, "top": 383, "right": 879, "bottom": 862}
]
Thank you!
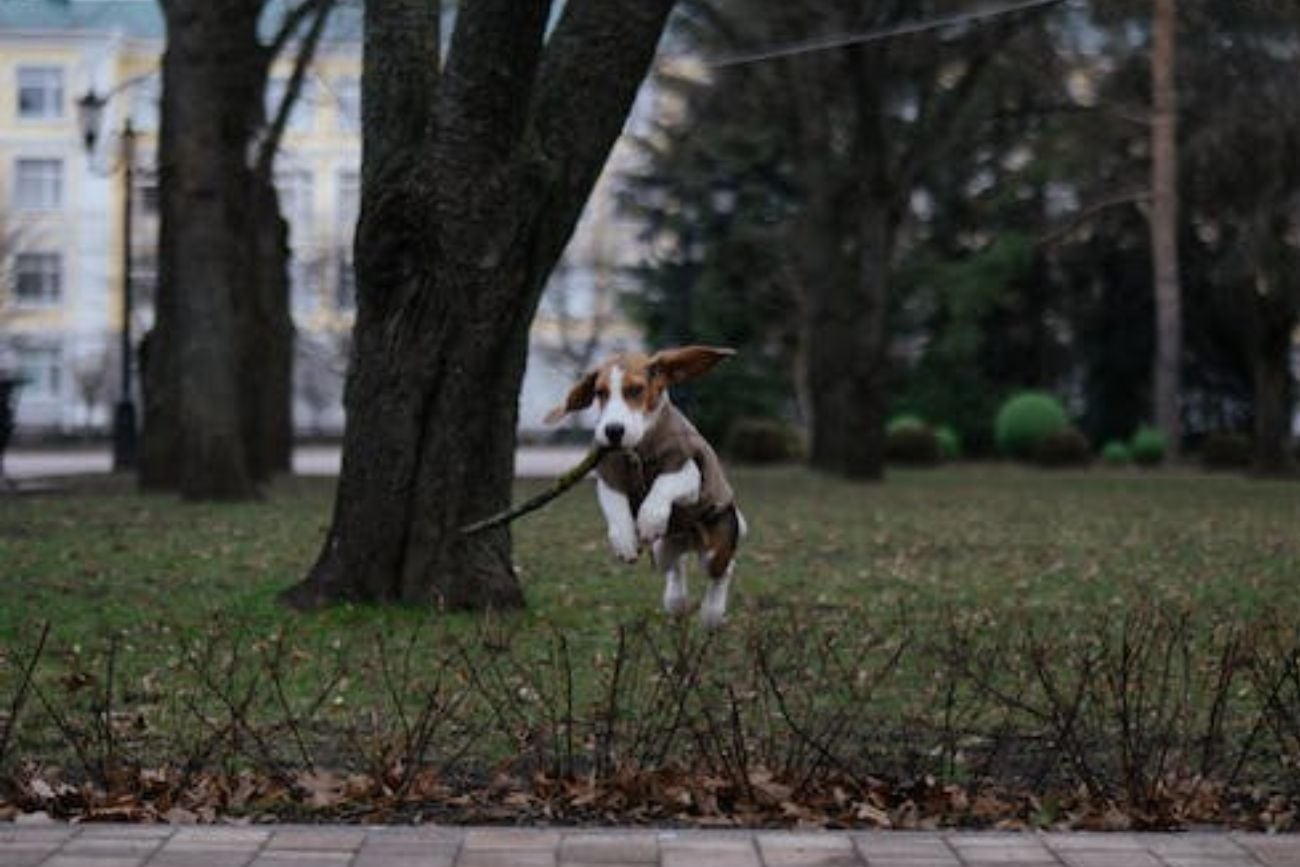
[
  {"left": 664, "top": 590, "right": 691, "bottom": 618},
  {"left": 608, "top": 526, "right": 639, "bottom": 563},
  {"left": 698, "top": 603, "right": 727, "bottom": 630},
  {"left": 699, "top": 572, "right": 731, "bottom": 630},
  {"left": 663, "top": 570, "right": 689, "bottom": 617},
  {"left": 637, "top": 499, "right": 671, "bottom": 544}
]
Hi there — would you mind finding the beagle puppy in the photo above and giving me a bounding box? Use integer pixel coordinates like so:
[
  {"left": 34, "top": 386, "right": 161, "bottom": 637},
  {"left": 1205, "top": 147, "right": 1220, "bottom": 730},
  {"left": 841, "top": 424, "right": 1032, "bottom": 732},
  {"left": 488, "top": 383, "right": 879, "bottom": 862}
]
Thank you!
[{"left": 546, "top": 346, "right": 745, "bottom": 627}]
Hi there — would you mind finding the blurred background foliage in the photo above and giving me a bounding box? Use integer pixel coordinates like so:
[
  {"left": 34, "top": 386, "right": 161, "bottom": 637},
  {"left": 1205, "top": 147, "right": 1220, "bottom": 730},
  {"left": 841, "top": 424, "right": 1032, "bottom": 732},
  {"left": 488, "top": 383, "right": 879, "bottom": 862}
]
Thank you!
[{"left": 621, "top": 0, "right": 1299, "bottom": 461}]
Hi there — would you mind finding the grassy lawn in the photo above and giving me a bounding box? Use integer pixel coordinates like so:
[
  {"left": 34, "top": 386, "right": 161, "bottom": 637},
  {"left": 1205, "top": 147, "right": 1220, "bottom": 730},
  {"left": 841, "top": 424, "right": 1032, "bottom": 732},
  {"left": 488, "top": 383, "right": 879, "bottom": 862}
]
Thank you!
[
  {"left": 2, "top": 465, "right": 1297, "bottom": 646},
  {"left": 1, "top": 465, "right": 1299, "bottom": 825}
]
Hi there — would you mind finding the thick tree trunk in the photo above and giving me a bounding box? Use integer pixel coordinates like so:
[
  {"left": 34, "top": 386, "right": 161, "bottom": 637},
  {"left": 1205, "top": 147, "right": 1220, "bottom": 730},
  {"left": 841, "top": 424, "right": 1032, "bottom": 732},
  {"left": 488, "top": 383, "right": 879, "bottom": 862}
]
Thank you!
[
  {"left": 242, "top": 1, "right": 334, "bottom": 480},
  {"left": 803, "top": 207, "right": 892, "bottom": 479},
  {"left": 139, "top": 74, "right": 180, "bottom": 491},
  {"left": 282, "top": 0, "right": 676, "bottom": 610},
  {"left": 145, "top": 0, "right": 306, "bottom": 494},
  {"left": 281, "top": 283, "right": 531, "bottom": 609},
  {"left": 1251, "top": 317, "right": 1296, "bottom": 477},
  {"left": 1150, "top": 0, "right": 1183, "bottom": 458},
  {"left": 239, "top": 180, "right": 294, "bottom": 481},
  {"left": 158, "top": 0, "right": 261, "bottom": 500},
  {"left": 785, "top": 37, "right": 907, "bottom": 482}
]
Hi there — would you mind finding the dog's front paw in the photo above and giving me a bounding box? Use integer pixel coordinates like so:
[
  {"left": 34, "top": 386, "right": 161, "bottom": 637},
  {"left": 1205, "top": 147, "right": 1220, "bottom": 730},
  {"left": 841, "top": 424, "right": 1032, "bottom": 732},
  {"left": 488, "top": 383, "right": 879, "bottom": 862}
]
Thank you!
[
  {"left": 637, "top": 500, "right": 671, "bottom": 544},
  {"left": 608, "top": 526, "right": 639, "bottom": 563},
  {"left": 699, "top": 601, "right": 727, "bottom": 630},
  {"left": 664, "top": 588, "right": 691, "bottom": 618}
]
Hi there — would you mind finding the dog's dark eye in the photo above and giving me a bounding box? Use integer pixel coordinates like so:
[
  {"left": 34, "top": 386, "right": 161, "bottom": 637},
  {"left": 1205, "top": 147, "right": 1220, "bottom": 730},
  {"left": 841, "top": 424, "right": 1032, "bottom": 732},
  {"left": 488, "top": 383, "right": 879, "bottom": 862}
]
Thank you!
[
  {"left": 624, "top": 385, "right": 644, "bottom": 400},
  {"left": 595, "top": 387, "right": 610, "bottom": 401}
]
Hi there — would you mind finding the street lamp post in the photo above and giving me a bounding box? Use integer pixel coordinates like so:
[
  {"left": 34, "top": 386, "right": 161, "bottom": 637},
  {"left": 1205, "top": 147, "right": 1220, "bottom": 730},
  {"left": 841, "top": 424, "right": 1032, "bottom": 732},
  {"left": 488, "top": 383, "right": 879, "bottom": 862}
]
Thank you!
[{"left": 77, "top": 89, "right": 138, "bottom": 471}]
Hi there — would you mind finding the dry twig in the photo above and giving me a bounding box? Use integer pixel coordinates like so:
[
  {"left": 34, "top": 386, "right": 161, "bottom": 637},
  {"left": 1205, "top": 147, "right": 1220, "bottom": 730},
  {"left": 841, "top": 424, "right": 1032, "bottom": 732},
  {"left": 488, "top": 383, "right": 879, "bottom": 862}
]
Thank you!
[{"left": 459, "top": 446, "right": 612, "bottom": 535}]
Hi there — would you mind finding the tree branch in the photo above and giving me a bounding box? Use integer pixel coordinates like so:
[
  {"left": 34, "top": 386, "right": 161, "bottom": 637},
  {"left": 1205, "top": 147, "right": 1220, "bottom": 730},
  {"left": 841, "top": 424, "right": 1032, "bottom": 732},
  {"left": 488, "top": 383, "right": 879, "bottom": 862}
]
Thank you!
[
  {"left": 256, "top": 0, "right": 336, "bottom": 177},
  {"left": 265, "top": 0, "right": 330, "bottom": 62},
  {"left": 362, "top": 0, "right": 441, "bottom": 186},
  {"left": 460, "top": 446, "right": 612, "bottom": 535},
  {"left": 439, "top": 0, "right": 554, "bottom": 174},
  {"left": 896, "top": 15, "right": 1030, "bottom": 189},
  {"left": 524, "top": 0, "right": 677, "bottom": 272},
  {"left": 1037, "top": 188, "right": 1150, "bottom": 248}
]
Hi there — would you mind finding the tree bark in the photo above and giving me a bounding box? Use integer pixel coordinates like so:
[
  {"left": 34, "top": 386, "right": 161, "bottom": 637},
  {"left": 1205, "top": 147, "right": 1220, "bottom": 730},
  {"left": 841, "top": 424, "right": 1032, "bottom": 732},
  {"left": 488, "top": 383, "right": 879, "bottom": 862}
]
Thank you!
[
  {"left": 237, "top": 180, "right": 294, "bottom": 483},
  {"left": 145, "top": 0, "right": 324, "bottom": 494},
  {"left": 1150, "top": 0, "right": 1183, "bottom": 458},
  {"left": 139, "top": 58, "right": 180, "bottom": 492},
  {"left": 801, "top": 201, "right": 893, "bottom": 480},
  {"left": 241, "top": 0, "right": 335, "bottom": 481},
  {"left": 154, "top": 0, "right": 262, "bottom": 500},
  {"left": 1250, "top": 305, "right": 1296, "bottom": 477},
  {"left": 282, "top": 0, "right": 676, "bottom": 610},
  {"left": 789, "top": 40, "right": 898, "bottom": 481}
]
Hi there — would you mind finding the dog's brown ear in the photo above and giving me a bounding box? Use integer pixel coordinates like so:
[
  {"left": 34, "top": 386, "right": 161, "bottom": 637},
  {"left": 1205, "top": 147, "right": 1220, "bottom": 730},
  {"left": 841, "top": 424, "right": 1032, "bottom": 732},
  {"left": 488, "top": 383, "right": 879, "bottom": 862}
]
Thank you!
[
  {"left": 544, "top": 370, "right": 599, "bottom": 424},
  {"left": 648, "top": 346, "right": 735, "bottom": 385}
]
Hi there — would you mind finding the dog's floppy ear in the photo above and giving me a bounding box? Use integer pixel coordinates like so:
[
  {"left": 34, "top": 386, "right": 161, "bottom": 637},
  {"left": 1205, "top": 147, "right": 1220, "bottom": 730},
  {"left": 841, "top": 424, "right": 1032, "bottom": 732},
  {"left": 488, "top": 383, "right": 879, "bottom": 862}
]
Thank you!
[
  {"left": 648, "top": 346, "right": 735, "bottom": 385},
  {"left": 544, "top": 370, "right": 599, "bottom": 424}
]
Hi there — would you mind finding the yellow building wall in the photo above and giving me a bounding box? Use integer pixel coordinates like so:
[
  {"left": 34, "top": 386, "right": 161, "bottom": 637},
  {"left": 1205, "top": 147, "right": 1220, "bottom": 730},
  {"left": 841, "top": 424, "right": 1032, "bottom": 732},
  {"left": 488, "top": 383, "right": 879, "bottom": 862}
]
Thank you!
[
  {"left": 266, "top": 49, "right": 362, "bottom": 335},
  {"left": 0, "top": 43, "right": 83, "bottom": 335}
]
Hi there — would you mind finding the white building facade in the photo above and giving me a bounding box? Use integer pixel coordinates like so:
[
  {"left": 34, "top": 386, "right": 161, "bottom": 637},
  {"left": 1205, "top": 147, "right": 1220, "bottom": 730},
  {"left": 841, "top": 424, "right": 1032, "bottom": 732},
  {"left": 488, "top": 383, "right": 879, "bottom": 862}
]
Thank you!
[{"left": 0, "top": 0, "right": 650, "bottom": 440}]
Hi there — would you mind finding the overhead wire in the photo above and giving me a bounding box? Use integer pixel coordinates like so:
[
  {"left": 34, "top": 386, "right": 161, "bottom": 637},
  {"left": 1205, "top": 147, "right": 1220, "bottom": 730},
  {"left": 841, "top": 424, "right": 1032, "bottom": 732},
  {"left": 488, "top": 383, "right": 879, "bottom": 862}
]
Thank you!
[{"left": 705, "top": 0, "right": 1068, "bottom": 68}]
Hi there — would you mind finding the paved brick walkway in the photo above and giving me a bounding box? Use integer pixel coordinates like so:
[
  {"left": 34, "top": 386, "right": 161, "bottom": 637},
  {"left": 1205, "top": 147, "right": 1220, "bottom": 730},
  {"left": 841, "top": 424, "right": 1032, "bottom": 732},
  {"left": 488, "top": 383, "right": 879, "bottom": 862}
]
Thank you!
[{"left": 1, "top": 825, "right": 1298, "bottom": 867}]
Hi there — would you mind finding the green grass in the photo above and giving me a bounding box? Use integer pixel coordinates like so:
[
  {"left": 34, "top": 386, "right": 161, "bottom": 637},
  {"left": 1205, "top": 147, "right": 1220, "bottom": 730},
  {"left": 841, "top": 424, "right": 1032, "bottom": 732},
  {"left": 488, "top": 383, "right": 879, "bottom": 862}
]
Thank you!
[
  {"left": 2, "top": 465, "right": 1300, "bottom": 816},
  {"left": 2, "top": 465, "right": 1298, "bottom": 652}
]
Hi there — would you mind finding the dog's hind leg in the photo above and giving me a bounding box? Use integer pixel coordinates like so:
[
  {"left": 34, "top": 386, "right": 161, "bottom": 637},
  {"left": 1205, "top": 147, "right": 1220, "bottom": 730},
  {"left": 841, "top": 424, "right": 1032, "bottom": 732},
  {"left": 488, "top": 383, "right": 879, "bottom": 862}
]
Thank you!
[
  {"left": 698, "top": 506, "right": 741, "bottom": 629},
  {"left": 653, "top": 534, "right": 691, "bottom": 618},
  {"left": 700, "top": 562, "right": 733, "bottom": 630}
]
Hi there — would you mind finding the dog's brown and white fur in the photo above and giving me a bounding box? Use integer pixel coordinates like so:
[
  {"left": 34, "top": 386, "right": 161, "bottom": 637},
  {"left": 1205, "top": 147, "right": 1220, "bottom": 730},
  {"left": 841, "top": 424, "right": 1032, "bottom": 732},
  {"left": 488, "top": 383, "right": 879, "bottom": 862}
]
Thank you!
[{"left": 546, "top": 346, "right": 745, "bottom": 628}]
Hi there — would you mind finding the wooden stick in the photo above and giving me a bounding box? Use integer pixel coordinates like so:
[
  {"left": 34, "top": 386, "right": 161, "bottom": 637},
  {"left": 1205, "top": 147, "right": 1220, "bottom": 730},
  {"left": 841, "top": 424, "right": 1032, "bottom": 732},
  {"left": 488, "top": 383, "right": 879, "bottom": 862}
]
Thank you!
[{"left": 459, "top": 446, "right": 614, "bottom": 536}]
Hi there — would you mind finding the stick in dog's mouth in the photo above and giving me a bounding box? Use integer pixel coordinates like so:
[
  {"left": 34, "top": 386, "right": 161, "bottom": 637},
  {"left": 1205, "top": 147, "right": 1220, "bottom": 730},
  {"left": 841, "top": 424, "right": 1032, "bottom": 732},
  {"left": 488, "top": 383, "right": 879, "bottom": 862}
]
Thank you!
[{"left": 458, "top": 445, "right": 621, "bottom": 536}]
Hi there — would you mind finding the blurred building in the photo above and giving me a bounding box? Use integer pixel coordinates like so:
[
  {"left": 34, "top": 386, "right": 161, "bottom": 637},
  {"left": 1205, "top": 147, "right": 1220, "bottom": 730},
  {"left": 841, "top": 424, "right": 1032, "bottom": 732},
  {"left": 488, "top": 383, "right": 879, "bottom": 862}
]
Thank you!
[{"left": 0, "top": 0, "right": 644, "bottom": 439}]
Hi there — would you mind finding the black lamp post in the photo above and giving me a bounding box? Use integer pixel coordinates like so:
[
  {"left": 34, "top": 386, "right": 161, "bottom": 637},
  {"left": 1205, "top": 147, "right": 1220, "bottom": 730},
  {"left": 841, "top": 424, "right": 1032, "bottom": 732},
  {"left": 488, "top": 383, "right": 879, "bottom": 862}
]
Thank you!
[
  {"left": 78, "top": 89, "right": 138, "bottom": 471},
  {"left": 0, "top": 376, "right": 18, "bottom": 490}
]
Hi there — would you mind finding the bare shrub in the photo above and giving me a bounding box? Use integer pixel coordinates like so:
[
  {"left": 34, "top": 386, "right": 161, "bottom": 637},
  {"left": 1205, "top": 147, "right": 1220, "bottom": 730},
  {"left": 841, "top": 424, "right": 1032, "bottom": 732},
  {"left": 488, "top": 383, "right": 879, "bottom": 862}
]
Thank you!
[{"left": 1, "top": 608, "right": 1298, "bottom": 827}]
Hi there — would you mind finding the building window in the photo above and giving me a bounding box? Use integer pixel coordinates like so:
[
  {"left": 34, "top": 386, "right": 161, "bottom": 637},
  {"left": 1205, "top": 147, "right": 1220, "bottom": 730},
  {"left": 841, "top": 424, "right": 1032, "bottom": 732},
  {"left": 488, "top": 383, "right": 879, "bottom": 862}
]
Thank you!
[
  {"left": 13, "top": 158, "right": 63, "bottom": 210},
  {"left": 266, "top": 78, "right": 315, "bottom": 133},
  {"left": 17, "top": 67, "right": 63, "bottom": 120},
  {"left": 131, "top": 76, "right": 161, "bottom": 131},
  {"left": 136, "top": 170, "right": 160, "bottom": 216},
  {"left": 334, "top": 171, "right": 358, "bottom": 311},
  {"left": 291, "top": 256, "right": 324, "bottom": 318},
  {"left": 336, "top": 169, "right": 359, "bottom": 235},
  {"left": 130, "top": 254, "right": 156, "bottom": 308},
  {"left": 335, "top": 77, "right": 360, "bottom": 131},
  {"left": 335, "top": 250, "right": 355, "bottom": 311},
  {"left": 15, "top": 344, "right": 62, "bottom": 399},
  {"left": 275, "top": 168, "right": 314, "bottom": 243},
  {"left": 12, "top": 252, "right": 62, "bottom": 307}
]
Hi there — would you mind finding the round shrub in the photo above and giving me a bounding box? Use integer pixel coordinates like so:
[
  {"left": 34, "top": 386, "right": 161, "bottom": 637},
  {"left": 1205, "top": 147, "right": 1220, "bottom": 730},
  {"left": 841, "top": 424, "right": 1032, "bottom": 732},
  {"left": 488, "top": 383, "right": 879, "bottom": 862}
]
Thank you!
[
  {"left": 934, "top": 425, "right": 962, "bottom": 460},
  {"left": 1101, "top": 440, "right": 1132, "bottom": 465},
  {"left": 1130, "top": 425, "right": 1167, "bottom": 467},
  {"left": 1201, "top": 432, "right": 1252, "bottom": 470},
  {"left": 886, "top": 414, "right": 928, "bottom": 434},
  {"left": 885, "top": 423, "right": 942, "bottom": 466},
  {"left": 724, "top": 417, "right": 800, "bottom": 464},
  {"left": 1035, "top": 426, "right": 1092, "bottom": 467},
  {"left": 994, "top": 392, "right": 1069, "bottom": 460}
]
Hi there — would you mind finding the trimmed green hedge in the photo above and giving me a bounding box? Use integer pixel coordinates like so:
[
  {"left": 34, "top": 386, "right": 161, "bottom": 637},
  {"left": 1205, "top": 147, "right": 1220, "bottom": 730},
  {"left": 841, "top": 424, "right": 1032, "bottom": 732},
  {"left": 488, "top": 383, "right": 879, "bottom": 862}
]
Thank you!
[
  {"left": 995, "top": 392, "right": 1068, "bottom": 460},
  {"left": 934, "top": 425, "right": 962, "bottom": 460},
  {"left": 1131, "top": 425, "right": 1167, "bottom": 467},
  {"left": 1101, "top": 440, "right": 1132, "bottom": 465}
]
